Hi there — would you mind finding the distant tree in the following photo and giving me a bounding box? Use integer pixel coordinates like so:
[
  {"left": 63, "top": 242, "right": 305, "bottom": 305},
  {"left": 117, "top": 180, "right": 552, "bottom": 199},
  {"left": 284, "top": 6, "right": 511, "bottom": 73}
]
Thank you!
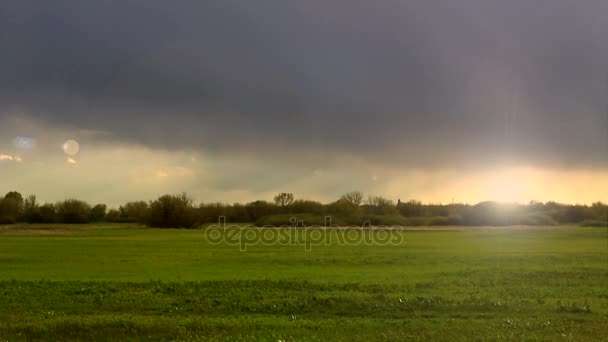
[
  {"left": 23, "top": 195, "right": 41, "bottom": 223},
  {"left": 0, "top": 201, "right": 16, "bottom": 224},
  {"left": 24, "top": 194, "right": 37, "bottom": 210},
  {"left": 591, "top": 202, "right": 607, "bottom": 220},
  {"left": 90, "top": 204, "right": 107, "bottom": 222},
  {"left": 564, "top": 205, "right": 586, "bottom": 223},
  {"left": 273, "top": 193, "right": 294, "bottom": 207},
  {"left": 120, "top": 201, "right": 148, "bottom": 222},
  {"left": 397, "top": 199, "right": 424, "bottom": 217},
  {"left": 229, "top": 202, "right": 251, "bottom": 222},
  {"left": 198, "top": 202, "right": 228, "bottom": 223},
  {"left": 38, "top": 203, "right": 57, "bottom": 223},
  {"left": 146, "top": 193, "right": 197, "bottom": 228},
  {"left": 56, "top": 199, "right": 91, "bottom": 223},
  {"left": 291, "top": 199, "right": 324, "bottom": 215},
  {"left": 365, "top": 196, "right": 397, "bottom": 215},
  {"left": 341, "top": 191, "right": 364, "bottom": 207},
  {"left": 5, "top": 191, "right": 23, "bottom": 202},
  {"left": 245, "top": 200, "right": 277, "bottom": 221},
  {"left": 105, "top": 208, "right": 122, "bottom": 222},
  {"left": 0, "top": 191, "right": 25, "bottom": 223},
  {"left": 327, "top": 198, "right": 357, "bottom": 216}
]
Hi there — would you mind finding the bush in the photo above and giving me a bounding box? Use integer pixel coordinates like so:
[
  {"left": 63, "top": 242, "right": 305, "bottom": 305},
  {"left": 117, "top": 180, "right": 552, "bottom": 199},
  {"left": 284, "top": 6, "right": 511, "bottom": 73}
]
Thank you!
[
  {"left": 580, "top": 219, "right": 608, "bottom": 227},
  {"left": 121, "top": 201, "right": 149, "bottom": 222},
  {"left": 56, "top": 199, "right": 91, "bottom": 223},
  {"left": 520, "top": 213, "right": 557, "bottom": 226},
  {"left": 364, "top": 215, "right": 409, "bottom": 226},
  {"left": 404, "top": 217, "right": 428, "bottom": 226},
  {"left": 255, "top": 214, "right": 333, "bottom": 227},
  {"left": 0, "top": 197, "right": 22, "bottom": 223},
  {"left": 145, "top": 193, "right": 197, "bottom": 228},
  {"left": 105, "top": 209, "right": 124, "bottom": 222},
  {"left": 89, "top": 204, "right": 107, "bottom": 222},
  {"left": 426, "top": 215, "right": 462, "bottom": 226},
  {"left": 0, "top": 215, "right": 16, "bottom": 224},
  {"left": 38, "top": 203, "right": 57, "bottom": 223}
]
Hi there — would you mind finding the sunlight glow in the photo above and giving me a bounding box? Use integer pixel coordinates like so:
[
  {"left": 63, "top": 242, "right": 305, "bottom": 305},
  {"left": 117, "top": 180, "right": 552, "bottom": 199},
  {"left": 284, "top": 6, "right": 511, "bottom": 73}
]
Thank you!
[{"left": 485, "top": 168, "right": 532, "bottom": 202}]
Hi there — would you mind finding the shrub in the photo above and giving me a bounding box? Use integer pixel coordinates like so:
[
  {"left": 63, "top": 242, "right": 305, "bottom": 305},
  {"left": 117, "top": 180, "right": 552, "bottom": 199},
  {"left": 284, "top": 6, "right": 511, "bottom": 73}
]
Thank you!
[
  {"left": 0, "top": 215, "right": 16, "bottom": 224},
  {"left": 404, "top": 217, "right": 428, "bottom": 226},
  {"left": 290, "top": 199, "right": 325, "bottom": 215},
  {"left": 145, "top": 193, "right": 197, "bottom": 228},
  {"left": 105, "top": 209, "right": 124, "bottom": 222},
  {"left": 520, "top": 213, "right": 557, "bottom": 226},
  {"left": 56, "top": 199, "right": 91, "bottom": 223},
  {"left": 0, "top": 195, "right": 23, "bottom": 223},
  {"left": 17, "top": 197, "right": 56, "bottom": 223},
  {"left": 364, "top": 215, "right": 409, "bottom": 226},
  {"left": 422, "top": 216, "right": 462, "bottom": 226},
  {"left": 580, "top": 219, "right": 608, "bottom": 227},
  {"left": 38, "top": 203, "right": 57, "bottom": 223},
  {"left": 89, "top": 204, "right": 107, "bottom": 222},
  {"left": 121, "top": 201, "right": 149, "bottom": 222},
  {"left": 256, "top": 214, "right": 329, "bottom": 227}
]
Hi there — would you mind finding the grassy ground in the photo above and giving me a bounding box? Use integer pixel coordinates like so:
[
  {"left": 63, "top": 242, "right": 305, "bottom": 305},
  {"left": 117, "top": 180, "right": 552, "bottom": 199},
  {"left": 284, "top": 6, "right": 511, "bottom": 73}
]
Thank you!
[{"left": 0, "top": 224, "right": 606, "bottom": 341}]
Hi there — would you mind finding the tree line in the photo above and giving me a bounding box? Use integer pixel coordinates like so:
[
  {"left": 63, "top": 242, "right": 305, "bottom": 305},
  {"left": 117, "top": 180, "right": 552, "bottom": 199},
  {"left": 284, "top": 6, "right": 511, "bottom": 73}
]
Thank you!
[{"left": 0, "top": 191, "right": 606, "bottom": 228}]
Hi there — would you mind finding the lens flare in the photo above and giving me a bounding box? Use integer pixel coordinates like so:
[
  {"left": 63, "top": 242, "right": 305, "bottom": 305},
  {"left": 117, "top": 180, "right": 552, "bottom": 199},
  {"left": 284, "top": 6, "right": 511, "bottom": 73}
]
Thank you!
[
  {"left": 0, "top": 154, "right": 23, "bottom": 162},
  {"left": 62, "top": 139, "right": 80, "bottom": 156},
  {"left": 13, "top": 136, "right": 36, "bottom": 150}
]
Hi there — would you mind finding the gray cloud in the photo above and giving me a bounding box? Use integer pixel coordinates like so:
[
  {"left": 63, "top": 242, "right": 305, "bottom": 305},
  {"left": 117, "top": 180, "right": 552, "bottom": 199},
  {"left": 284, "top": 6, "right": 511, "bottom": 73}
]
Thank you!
[{"left": 1, "top": 0, "right": 607, "bottom": 169}]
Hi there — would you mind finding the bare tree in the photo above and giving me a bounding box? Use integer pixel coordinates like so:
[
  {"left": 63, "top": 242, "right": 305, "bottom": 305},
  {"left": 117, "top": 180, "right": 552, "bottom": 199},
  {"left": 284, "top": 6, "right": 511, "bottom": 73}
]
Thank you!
[
  {"left": 273, "top": 193, "right": 294, "bottom": 207},
  {"left": 341, "top": 191, "right": 364, "bottom": 207}
]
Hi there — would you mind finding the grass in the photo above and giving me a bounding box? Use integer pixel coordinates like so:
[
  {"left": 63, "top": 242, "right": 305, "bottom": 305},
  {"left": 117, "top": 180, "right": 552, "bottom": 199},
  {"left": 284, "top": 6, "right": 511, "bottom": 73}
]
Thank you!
[{"left": 0, "top": 224, "right": 606, "bottom": 341}]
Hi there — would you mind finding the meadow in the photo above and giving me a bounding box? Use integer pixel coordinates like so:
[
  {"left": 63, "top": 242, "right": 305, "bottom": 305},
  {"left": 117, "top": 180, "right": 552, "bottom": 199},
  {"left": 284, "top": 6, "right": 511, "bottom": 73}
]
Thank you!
[{"left": 0, "top": 224, "right": 606, "bottom": 341}]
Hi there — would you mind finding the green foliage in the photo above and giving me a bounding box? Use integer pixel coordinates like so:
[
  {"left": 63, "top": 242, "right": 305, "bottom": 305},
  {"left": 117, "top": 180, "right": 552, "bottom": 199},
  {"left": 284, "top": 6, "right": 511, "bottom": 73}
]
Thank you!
[
  {"left": 521, "top": 213, "right": 558, "bottom": 226},
  {"left": 426, "top": 215, "right": 462, "bottom": 225},
  {"left": 363, "top": 214, "right": 409, "bottom": 226},
  {"left": 255, "top": 214, "right": 337, "bottom": 226},
  {"left": 104, "top": 201, "right": 149, "bottom": 222},
  {"left": 56, "top": 199, "right": 92, "bottom": 223},
  {"left": 290, "top": 199, "right": 324, "bottom": 214},
  {"left": 38, "top": 203, "right": 57, "bottom": 223},
  {"left": 0, "top": 215, "right": 16, "bottom": 224},
  {"left": 22, "top": 196, "right": 59, "bottom": 223},
  {"left": 121, "top": 201, "right": 149, "bottom": 222},
  {"left": 244, "top": 200, "right": 276, "bottom": 222},
  {"left": 580, "top": 219, "right": 608, "bottom": 227},
  {"left": 104, "top": 208, "right": 121, "bottom": 222},
  {"left": 365, "top": 196, "right": 397, "bottom": 215},
  {"left": 0, "top": 191, "right": 24, "bottom": 222},
  {"left": 23, "top": 194, "right": 38, "bottom": 222},
  {"left": 327, "top": 198, "right": 358, "bottom": 216},
  {"left": 273, "top": 192, "right": 294, "bottom": 207},
  {"left": 89, "top": 204, "right": 107, "bottom": 222},
  {"left": 1, "top": 191, "right": 606, "bottom": 227},
  {"left": 146, "top": 193, "right": 197, "bottom": 228},
  {"left": 341, "top": 191, "right": 364, "bottom": 207},
  {"left": 397, "top": 199, "right": 425, "bottom": 216}
]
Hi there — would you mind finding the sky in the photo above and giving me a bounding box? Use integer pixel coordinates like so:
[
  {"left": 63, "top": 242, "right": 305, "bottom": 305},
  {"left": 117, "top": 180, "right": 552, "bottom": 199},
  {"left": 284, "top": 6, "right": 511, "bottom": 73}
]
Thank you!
[{"left": 1, "top": 0, "right": 607, "bottom": 206}]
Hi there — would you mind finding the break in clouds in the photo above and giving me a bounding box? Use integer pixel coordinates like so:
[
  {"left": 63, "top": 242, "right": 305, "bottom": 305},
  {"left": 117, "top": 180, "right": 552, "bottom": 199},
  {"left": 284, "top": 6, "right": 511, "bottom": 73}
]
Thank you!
[{"left": 1, "top": 0, "right": 607, "bottom": 204}]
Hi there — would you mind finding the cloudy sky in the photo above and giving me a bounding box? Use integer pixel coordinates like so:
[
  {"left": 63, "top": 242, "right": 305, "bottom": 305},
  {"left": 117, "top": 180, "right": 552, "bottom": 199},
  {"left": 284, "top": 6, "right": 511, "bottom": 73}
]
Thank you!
[{"left": 1, "top": 0, "right": 607, "bottom": 206}]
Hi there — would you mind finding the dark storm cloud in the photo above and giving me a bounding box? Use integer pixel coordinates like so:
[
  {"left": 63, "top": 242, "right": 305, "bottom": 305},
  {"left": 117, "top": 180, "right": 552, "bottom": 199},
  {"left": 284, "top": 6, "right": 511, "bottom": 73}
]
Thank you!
[{"left": 1, "top": 0, "right": 607, "bottom": 168}]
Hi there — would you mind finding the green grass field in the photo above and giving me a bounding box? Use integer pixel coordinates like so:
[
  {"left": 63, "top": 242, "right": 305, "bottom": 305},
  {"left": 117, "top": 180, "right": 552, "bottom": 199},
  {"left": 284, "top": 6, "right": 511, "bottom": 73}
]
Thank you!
[{"left": 0, "top": 224, "right": 606, "bottom": 341}]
